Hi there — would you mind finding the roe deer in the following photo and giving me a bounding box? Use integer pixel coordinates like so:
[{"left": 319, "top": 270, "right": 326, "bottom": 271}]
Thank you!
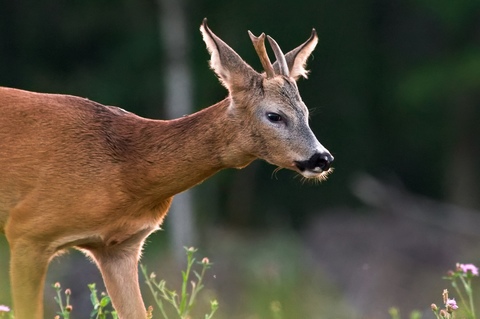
[{"left": 0, "top": 19, "right": 333, "bottom": 319}]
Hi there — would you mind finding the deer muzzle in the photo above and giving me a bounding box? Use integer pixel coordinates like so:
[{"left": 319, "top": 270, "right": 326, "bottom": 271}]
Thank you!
[{"left": 295, "top": 152, "right": 334, "bottom": 175}]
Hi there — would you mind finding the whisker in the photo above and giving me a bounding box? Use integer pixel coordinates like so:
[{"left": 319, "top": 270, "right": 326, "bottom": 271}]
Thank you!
[
  {"left": 308, "top": 106, "right": 320, "bottom": 116},
  {"left": 271, "top": 167, "right": 283, "bottom": 180}
]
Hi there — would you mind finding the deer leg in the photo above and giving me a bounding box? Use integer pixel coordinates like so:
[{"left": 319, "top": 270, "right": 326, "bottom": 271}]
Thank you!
[
  {"left": 88, "top": 231, "right": 151, "bottom": 319},
  {"left": 96, "top": 252, "right": 145, "bottom": 318},
  {"left": 8, "top": 238, "right": 51, "bottom": 319}
]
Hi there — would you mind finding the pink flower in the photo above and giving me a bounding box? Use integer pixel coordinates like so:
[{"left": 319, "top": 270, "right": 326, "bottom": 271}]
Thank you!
[
  {"left": 446, "top": 298, "right": 459, "bottom": 310},
  {"left": 0, "top": 305, "right": 10, "bottom": 312},
  {"left": 459, "top": 263, "right": 479, "bottom": 276}
]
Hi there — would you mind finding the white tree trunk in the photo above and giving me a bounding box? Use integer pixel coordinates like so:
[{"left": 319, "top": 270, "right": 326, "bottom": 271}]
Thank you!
[{"left": 157, "top": 0, "right": 196, "bottom": 260}]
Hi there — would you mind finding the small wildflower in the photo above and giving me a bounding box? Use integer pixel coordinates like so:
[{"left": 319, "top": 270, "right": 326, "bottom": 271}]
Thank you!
[
  {"left": 446, "top": 298, "right": 458, "bottom": 312},
  {"left": 150, "top": 272, "right": 157, "bottom": 280},
  {"left": 65, "top": 288, "right": 71, "bottom": 296},
  {"left": 0, "top": 305, "right": 10, "bottom": 312},
  {"left": 458, "top": 263, "right": 479, "bottom": 276},
  {"left": 431, "top": 303, "right": 438, "bottom": 312},
  {"left": 439, "top": 309, "right": 448, "bottom": 318},
  {"left": 202, "top": 257, "right": 210, "bottom": 264},
  {"left": 54, "top": 282, "right": 61, "bottom": 289},
  {"left": 54, "top": 316, "right": 60, "bottom": 319},
  {"left": 66, "top": 305, "right": 73, "bottom": 312}
]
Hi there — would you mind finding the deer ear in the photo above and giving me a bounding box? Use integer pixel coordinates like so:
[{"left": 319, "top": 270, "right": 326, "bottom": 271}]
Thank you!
[
  {"left": 200, "top": 19, "right": 260, "bottom": 92},
  {"left": 273, "top": 29, "right": 318, "bottom": 81}
]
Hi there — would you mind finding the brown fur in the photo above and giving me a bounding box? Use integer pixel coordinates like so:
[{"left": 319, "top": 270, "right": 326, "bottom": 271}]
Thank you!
[{"left": 0, "top": 20, "right": 332, "bottom": 319}]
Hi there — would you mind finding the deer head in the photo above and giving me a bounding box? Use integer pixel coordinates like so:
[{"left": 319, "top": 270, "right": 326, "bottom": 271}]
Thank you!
[{"left": 200, "top": 19, "right": 333, "bottom": 180}]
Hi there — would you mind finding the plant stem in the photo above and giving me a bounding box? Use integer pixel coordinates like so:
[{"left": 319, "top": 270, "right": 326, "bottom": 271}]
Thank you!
[
  {"left": 140, "top": 265, "right": 169, "bottom": 319},
  {"left": 452, "top": 278, "right": 470, "bottom": 316},
  {"left": 180, "top": 248, "right": 196, "bottom": 317},
  {"left": 459, "top": 276, "right": 476, "bottom": 319},
  {"left": 188, "top": 266, "right": 206, "bottom": 310}
]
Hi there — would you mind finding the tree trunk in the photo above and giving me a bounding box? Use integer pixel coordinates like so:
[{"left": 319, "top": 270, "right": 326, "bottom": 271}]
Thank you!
[
  {"left": 157, "top": 0, "right": 196, "bottom": 260},
  {"left": 445, "top": 93, "right": 479, "bottom": 209}
]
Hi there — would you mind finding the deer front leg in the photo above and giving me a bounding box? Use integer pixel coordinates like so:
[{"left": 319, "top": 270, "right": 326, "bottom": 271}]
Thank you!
[
  {"left": 88, "top": 231, "right": 152, "bottom": 319},
  {"left": 97, "top": 253, "right": 145, "bottom": 318},
  {"left": 8, "top": 238, "right": 51, "bottom": 319}
]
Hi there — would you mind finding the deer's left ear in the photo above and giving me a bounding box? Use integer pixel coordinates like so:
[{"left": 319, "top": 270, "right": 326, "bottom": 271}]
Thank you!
[
  {"left": 273, "top": 29, "right": 318, "bottom": 81},
  {"left": 200, "top": 19, "right": 260, "bottom": 93}
]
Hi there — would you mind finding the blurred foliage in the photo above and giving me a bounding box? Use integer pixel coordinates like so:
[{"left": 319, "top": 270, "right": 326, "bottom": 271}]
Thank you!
[
  {"left": 0, "top": 0, "right": 479, "bottom": 228},
  {"left": 398, "top": 48, "right": 480, "bottom": 107}
]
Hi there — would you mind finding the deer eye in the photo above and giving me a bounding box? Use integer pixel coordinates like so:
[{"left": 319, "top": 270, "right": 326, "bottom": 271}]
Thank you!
[{"left": 266, "top": 112, "right": 283, "bottom": 123}]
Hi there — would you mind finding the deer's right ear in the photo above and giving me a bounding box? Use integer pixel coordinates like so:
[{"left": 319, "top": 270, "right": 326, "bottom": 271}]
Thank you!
[{"left": 200, "top": 19, "right": 260, "bottom": 93}]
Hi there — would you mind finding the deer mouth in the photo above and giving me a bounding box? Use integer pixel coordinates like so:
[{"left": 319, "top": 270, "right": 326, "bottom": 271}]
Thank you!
[{"left": 293, "top": 165, "right": 333, "bottom": 181}]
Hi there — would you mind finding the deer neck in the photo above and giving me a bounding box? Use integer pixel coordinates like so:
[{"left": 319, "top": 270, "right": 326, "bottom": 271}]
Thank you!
[{"left": 128, "top": 98, "right": 255, "bottom": 199}]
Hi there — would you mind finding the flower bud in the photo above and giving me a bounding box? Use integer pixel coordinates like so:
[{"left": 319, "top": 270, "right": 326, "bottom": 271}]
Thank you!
[
  {"left": 146, "top": 305, "right": 154, "bottom": 319},
  {"left": 442, "top": 289, "right": 449, "bottom": 305}
]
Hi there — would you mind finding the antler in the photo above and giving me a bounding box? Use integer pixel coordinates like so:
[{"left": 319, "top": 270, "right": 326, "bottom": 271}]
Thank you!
[
  {"left": 248, "top": 31, "right": 275, "bottom": 78},
  {"left": 267, "top": 35, "right": 289, "bottom": 77}
]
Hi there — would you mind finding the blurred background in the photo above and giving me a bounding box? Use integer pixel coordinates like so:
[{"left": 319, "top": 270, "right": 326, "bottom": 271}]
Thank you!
[{"left": 1, "top": 0, "right": 480, "bottom": 318}]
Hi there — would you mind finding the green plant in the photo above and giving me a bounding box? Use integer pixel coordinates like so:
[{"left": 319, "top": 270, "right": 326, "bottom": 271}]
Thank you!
[
  {"left": 88, "top": 283, "right": 118, "bottom": 319},
  {"left": 430, "top": 289, "right": 459, "bottom": 319},
  {"left": 438, "top": 263, "right": 479, "bottom": 319},
  {"left": 141, "top": 247, "right": 218, "bottom": 319},
  {"left": 390, "top": 263, "right": 479, "bottom": 319},
  {"left": 270, "top": 300, "right": 284, "bottom": 319},
  {"left": 388, "top": 307, "right": 422, "bottom": 319},
  {"left": 53, "top": 282, "right": 118, "bottom": 319},
  {"left": 53, "top": 282, "right": 73, "bottom": 319}
]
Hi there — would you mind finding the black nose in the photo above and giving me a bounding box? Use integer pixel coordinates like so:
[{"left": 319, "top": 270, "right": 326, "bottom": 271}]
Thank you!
[
  {"left": 311, "top": 153, "right": 334, "bottom": 171},
  {"left": 295, "top": 153, "right": 334, "bottom": 172}
]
